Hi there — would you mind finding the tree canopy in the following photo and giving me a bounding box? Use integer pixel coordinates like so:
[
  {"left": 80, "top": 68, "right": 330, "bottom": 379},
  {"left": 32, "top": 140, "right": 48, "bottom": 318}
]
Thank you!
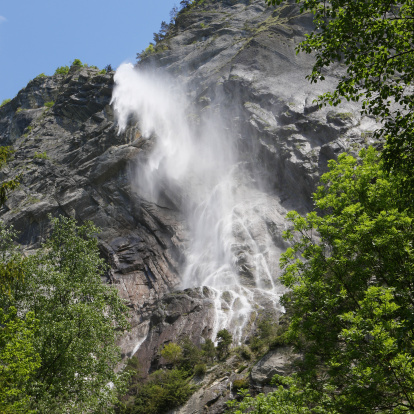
[
  {"left": 228, "top": 148, "right": 414, "bottom": 413},
  {"left": 0, "top": 216, "right": 129, "bottom": 412}
]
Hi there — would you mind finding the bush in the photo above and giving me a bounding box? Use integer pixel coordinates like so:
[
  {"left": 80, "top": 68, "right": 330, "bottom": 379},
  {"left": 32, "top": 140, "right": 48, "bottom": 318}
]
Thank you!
[
  {"left": 216, "top": 329, "right": 232, "bottom": 359},
  {"left": 137, "top": 43, "right": 155, "bottom": 61},
  {"left": 232, "top": 378, "right": 249, "bottom": 392},
  {"left": 72, "top": 58, "right": 83, "bottom": 67},
  {"left": 194, "top": 363, "right": 206, "bottom": 376},
  {"left": 0, "top": 99, "right": 11, "bottom": 108},
  {"left": 179, "top": 337, "right": 202, "bottom": 371},
  {"left": 54, "top": 65, "right": 69, "bottom": 76},
  {"left": 238, "top": 345, "right": 253, "bottom": 361},
  {"left": 44, "top": 101, "right": 54, "bottom": 108},
  {"left": 33, "top": 152, "right": 48, "bottom": 160},
  {"left": 120, "top": 369, "right": 194, "bottom": 414},
  {"left": 161, "top": 342, "right": 182, "bottom": 366},
  {"left": 201, "top": 338, "right": 216, "bottom": 362}
]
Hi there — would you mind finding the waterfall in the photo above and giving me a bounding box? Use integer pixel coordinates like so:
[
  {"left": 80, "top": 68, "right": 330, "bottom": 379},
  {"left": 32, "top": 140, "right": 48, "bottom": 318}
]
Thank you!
[{"left": 112, "top": 63, "right": 285, "bottom": 344}]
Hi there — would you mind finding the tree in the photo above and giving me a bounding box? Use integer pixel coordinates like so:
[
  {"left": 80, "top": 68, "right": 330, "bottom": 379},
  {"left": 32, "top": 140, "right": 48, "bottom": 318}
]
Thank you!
[
  {"left": 3, "top": 215, "right": 129, "bottom": 413},
  {"left": 231, "top": 148, "right": 414, "bottom": 412},
  {"left": 201, "top": 338, "right": 216, "bottom": 362},
  {"left": 119, "top": 368, "right": 194, "bottom": 414},
  {"left": 268, "top": 0, "right": 414, "bottom": 195},
  {"left": 0, "top": 150, "right": 37, "bottom": 413},
  {"left": 0, "top": 308, "right": 40, "bottom": 414},
  {"left": 281, "top": 148, "right": 414, "bottom": 412},
  {"left": 216, "top": 329, "right": 232, "bottom": 359}
]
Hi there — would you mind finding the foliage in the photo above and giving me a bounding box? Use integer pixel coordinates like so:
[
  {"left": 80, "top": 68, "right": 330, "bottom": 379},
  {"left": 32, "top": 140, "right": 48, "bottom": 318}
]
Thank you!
[
  {"left": 44, "top": 101, "right": 54, "bottom": 108},
  {"left": 194, "top": 363, "right": 207, "bottom": 376},
  {"left": 33, "top": 151, "right": 49, "bottom": 160},
  {"left": 231, "top": 377, "right": 250, "bottom": 392},
  {"left": 179, "top": 336, "right": 203, "bottom": 371},
  {"left": 161, "top": 342, "right": 183, "bottom": 366},
  {"left": 227, "top": 376, "right": 338, "bottom": 414},
  {"left": 72, "top": 58, "right": 84, "bottom": 67},
  {"left": 54, "top": 65, "right": 70, "bottom": 76},
  {"left": 137, "top": 43, "right": 156, "bottom": 61},
  {"left": 0, "top": 222, "right": 25, "bottom": 298},
  {"left": 3, "top": 215, "right": 129, "bottom": 412},
  {"left": 216, "top": 329, "right": 233, "bottom": 359},
  {"left": 233, "top": 148, "right": 414, "bottom": 412},
  {"left": 153, "top": 20, "right": 170, "bottom": 44},
  {"left": 119, "top": 369, "right": 194, "bottom": 414},
  {"left": 137, "top": 1, "right": 205, "bottom": 62},
  {"left": 0, "top": 99, "right": 11, "bottom": 108},
  {"left": 105, "top": 64, "right": 113, "bottom": 73},
  {"left": 280, "top": 147, "right": 414, "bottom": 412},
  {"left": 201, "top": 338, "right": 216, "bottom": 362},
  {"left": 268, "top": 0, "right": 414, "bottom": 193},
  {"left": 0, "top": 308, "right": 40, "bottom": 413},
  {"left": 0, "top": 146, "right": 20, "bottom": 208},
  {"left": 250, "top": 317, "right": 281, "bottom": 353},
  {"left": 35, "top": 73, "right": 47, "bottom": 79},
  {"left": 233, "top": 345, "right": 254, "bottom": 361}
]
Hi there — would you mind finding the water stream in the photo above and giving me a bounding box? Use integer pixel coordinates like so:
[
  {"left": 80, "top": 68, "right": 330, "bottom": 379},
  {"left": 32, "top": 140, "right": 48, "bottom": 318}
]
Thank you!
[{"left": 112, "top": 63, "right": 285, "bottom": 344}]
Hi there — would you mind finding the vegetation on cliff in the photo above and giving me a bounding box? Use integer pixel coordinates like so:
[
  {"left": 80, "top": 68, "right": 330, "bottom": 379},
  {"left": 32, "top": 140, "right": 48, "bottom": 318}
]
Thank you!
[{"left": 0, "top": 216, "right": 129, "bottom": 412}]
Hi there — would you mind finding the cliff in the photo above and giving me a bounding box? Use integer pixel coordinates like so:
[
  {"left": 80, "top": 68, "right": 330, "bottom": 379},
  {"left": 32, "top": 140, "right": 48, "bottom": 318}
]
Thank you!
[{"left": 0, "top": 0, "right": 378, "bottom": 412}]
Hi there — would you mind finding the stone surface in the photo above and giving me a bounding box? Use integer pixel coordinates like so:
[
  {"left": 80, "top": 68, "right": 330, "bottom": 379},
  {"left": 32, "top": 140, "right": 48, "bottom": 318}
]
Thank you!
[{"left": 250, "top": 346, "right": 297, "bottom": 386}]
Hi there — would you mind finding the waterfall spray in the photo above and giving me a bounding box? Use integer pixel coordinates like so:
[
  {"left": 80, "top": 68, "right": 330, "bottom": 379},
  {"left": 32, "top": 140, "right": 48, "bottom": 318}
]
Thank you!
[{"left": 112, "top": 63, "right": 285, "bottom": 344}]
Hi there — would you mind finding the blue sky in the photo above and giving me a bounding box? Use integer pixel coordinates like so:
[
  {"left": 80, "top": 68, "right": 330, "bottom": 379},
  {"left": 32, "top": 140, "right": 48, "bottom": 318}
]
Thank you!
[{"left": 0, "top": 0, "right": 178, "bottom": 103}]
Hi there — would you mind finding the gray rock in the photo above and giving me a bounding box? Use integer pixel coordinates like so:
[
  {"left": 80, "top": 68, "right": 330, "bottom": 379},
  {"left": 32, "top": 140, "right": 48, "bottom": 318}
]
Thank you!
[{"left": 250, "top": 346, "right": 297, "bottom": 385}]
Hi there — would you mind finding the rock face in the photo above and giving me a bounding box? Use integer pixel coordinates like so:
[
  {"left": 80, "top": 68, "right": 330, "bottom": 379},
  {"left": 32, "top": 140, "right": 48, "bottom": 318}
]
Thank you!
[{"left": 0, "top": 0, "right": 377, "bottom": 411}]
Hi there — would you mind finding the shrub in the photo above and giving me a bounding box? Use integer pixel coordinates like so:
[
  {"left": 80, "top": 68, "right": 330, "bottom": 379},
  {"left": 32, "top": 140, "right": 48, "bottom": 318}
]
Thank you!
[
  {"left": 35, "top": 73, "right": 47, "bottom": 79},
  {"left": 0, "top": 99, "right": 11, "bottom": 108},
  {"left": 33, "top": 152, "right": 48, "bottom": 160},
  {"left": 238, "top": 345, "right": 253, "bottom": 360},
  {"left": 194, "top": 363, "right": 206, "bottom": 376},
  {"left": 216, "top": 329, "right": 232, "bottom": 359},
  {"left": 72, "top": 58, "right": 83, "bottom": 67},
  {"left": 161, "top": 342, "right": 182, "bottom": 366},
  {"left": 137, "top": 43, "right": 155, "bottom": 61},
  {"left": 44, "top": 101, "right": 54, "bottom": 108},
  {"left": 54, "top": 65, "right": 69, "bottom": 76},
  {"left": 120, "top": 368, "right": 194, "bottom": 414},
  {"left": 179, "top": 336, "right": 202, "bottom": 371},
  {"left": 201, "top": 338, "right": 216, "bottom": 362},
  {"left": 232, "top": 378, "right": 249, "bottom": 392}
]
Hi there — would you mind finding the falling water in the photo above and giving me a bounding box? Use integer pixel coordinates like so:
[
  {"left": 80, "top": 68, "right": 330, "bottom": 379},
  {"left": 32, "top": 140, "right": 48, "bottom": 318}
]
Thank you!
[{"left": 112, "top": 63, "right": 285, "bottom": 344}]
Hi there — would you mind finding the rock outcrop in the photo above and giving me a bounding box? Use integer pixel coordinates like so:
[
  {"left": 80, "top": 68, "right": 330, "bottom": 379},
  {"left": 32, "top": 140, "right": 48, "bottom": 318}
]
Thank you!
[{"left": 0, "top": 1, "right": 378, "bottom": 411}]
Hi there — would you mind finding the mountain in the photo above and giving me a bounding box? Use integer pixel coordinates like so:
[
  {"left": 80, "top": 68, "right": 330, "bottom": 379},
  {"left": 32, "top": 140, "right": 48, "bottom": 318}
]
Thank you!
[{"left": 0, "top": 0, "right": 377, "bottom": 412}]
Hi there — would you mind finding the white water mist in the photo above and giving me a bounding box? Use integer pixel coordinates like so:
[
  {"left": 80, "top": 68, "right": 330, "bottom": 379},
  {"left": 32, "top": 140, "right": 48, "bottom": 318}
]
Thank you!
[{"left": 112, "top": 63, "right": 285, "bottom": 344}]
